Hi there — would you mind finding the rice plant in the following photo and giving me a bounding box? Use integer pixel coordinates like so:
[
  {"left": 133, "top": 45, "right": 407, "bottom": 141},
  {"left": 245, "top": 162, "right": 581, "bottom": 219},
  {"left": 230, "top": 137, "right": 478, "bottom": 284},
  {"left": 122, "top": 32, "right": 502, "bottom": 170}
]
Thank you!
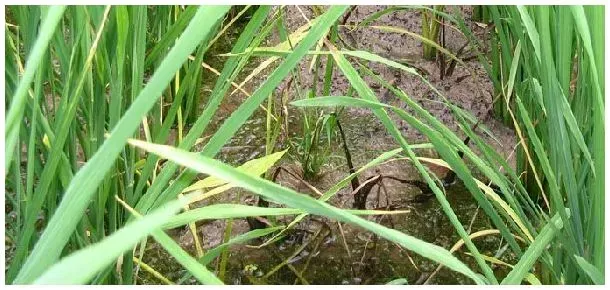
[
  {"left": 4, "top": 5, "right": 604, "bottom": 285},
  {"left": 421, "top": 5, "right": 445, "bottom": 60}
]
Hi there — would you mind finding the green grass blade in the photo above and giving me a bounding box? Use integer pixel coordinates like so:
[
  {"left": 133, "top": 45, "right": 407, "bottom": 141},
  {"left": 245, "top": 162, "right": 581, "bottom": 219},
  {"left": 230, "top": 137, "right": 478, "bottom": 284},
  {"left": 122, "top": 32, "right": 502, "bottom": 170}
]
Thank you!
[
  {"left": 357, "top": 58, "right": 528, "bottom": 251},
  {"left": 516, "top": 6, "right": 541, "bottom": 61},
  {"left": 10, "top": 7, "right": 113, "bottom": 280},
  {"left": 126, "top": 139, "right": 487, "bottom": 285},
  {"left": 200, "top": 227, "right": 282, "bottom": 266},
  {"left": 150, "top": 230, "right": 223, "bottom": 285},
  {"left": 584, "top": 4, "right": 605, "bottom": 275},
  {"left": 33, "top": 198, "right": 185, "bottom": 284},
  {"left": 506, "top": 40, "right": 521, "bottom": 101},
  {"left": 502, "top": 210, "right": 568, "bottom": 284},
  {"left": 386, "top": 278, "right": 409, "bottom": 285},
  {"left": 260, "top": 145, "right": 433, "bottom": 247},
  {"left": 570, "top": 6, "right": 604, "bottom": 120},
  {"left": 199, "top": 6, "right": 347, "bottom": 156},
  {"left": 132, "top": 6, "right": 274, "bottom": 213},
  {"left": 559, "top": 90, "right": 595, "bottom": 176},
  {"left": 163, "top": 204, "right": 305, "bottom": 229},
  {"left": 574, "top": 255, "right": 604, "bottom": 284},
  {"left": 163, "top": 204, "right": 409, "bottom": 230},
  {"left": 183, "top": 149, "right": 287, "bottom": 192},
  {"left": 13, "top": 6, "right": 231, "bottom": 283},
  {"left": 5, "top": 6, "right": 66, "bottom": 171},
  {"left": 293, "top": 94, "right": 531, "bottom": 244},
  {"left": 327, "top": 45, "right": 498, "bottom": 283},
  {"left": 144, "top": 6, "right": 198, "bottom": 67},
  {"left": 291, "top": 96, "right": 379, "bottom": 108},
  {"left": 137, "top": 6, "right": 348, "bottom": 215},
  {"left": 177, "top": 226, "right": 283, "bottom": 284},
  {"left": 363, "top": 25, "right": 468, "bottom": 69}
]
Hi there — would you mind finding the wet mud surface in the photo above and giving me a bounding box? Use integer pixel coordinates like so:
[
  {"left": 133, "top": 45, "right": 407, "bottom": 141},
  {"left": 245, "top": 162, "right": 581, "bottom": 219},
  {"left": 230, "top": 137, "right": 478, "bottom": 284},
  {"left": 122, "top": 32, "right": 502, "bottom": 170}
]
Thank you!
[
  {"left": 136, "top": 5, "right": 518, "bottom": 285},
  {"left": 2, "top": 6, "right": 523, "bottom": 284}
]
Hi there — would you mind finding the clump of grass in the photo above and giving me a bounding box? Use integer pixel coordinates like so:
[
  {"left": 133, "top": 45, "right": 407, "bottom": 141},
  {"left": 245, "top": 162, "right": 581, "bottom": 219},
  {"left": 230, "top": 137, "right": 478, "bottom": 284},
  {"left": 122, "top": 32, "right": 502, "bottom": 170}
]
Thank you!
[
  {"left": 485, "top": 6, "right": 605, "bottom": 284},
  {"left": 421, "top": 5, "right": 445, "bottom": 60},
  {"left": 291, "top": 109, "right": 336, "bottom": 180},
  {"left": 4, "top": 5, "right": 352, "bottom": 284},
  {"left": 4, "top": 5, "right": 604, "bottom": 285},
  {"left": 288, "top": 9, "right": 340, "bottom": 181}
]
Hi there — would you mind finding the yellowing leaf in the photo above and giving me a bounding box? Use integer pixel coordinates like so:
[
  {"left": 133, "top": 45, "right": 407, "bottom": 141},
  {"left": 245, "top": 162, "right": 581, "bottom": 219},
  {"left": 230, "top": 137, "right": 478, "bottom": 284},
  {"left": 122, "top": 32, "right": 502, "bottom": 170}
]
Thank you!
[
  {"left": 416, "top": 157, "right": 533, "bottom": 242},
  {"left": 182, "top": 149, "right": 288, "bottom": 193},
  {"left": 464, "top": 252, "right": 541, "bottom": 285}
]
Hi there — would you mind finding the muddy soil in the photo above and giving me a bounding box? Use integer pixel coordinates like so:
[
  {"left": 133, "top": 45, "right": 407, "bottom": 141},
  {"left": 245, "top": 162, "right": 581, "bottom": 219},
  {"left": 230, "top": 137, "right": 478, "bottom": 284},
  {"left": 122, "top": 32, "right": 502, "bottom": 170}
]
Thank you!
[{"left": 138, "top": 5, "right": 519, "bottom": 285}]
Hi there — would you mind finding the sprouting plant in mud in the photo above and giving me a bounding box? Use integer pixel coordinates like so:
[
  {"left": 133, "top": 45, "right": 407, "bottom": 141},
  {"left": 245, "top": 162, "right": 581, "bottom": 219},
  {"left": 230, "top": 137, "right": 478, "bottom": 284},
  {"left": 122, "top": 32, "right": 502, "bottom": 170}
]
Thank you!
[
  {"left": 291, "top": 109, "right": 337, "bottom": 181},
  {"left": 421, "top": 5, "right": 445, "bottom": 61}
]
